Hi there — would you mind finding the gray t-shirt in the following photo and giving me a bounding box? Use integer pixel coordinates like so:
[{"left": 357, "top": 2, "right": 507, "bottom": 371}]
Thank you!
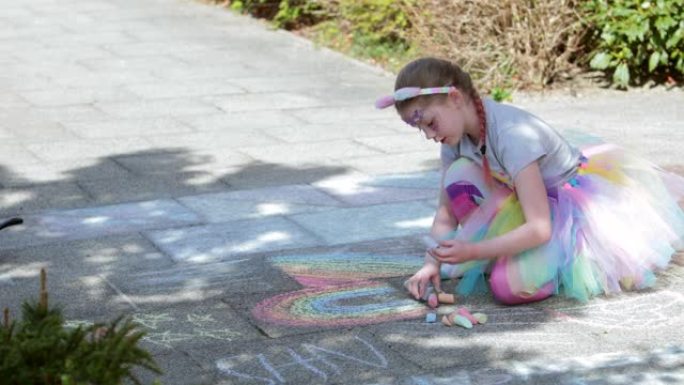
[{"left": 441, "top": 98, "right": 581, "bottom": 188}]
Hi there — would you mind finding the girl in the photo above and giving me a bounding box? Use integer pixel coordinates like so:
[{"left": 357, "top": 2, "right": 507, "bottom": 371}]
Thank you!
[{"left": 375, "top": 57, "right": 684, "bottom": 305}]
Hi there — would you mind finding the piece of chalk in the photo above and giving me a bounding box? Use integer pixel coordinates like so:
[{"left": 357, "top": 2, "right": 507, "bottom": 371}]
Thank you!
[
  {"left": 457, "top": 307, "right": 479, "bottom": 324},
  {"left": 427, "top": 293, "right": 439, "bottom": 308},
  {"left": 453, "top": 315, "right": 473, "bottom": 329},
  {"left": 437, "top": 305, "right": 457, "bottom": 316},
  {"left": 425, "top": 313, "right": 437, "bottom": 323},
  {"left": 437, "top": 292, "right": 455, "bottom": 304},
  {"left": 472, "top": 313, "right": 488, "bottom": 324},
  {"left": 441, "top": 315, "right": 452, "bottom": 326},
  {"left": 422, "top": 235, "right": 439, "bottom": 249}
]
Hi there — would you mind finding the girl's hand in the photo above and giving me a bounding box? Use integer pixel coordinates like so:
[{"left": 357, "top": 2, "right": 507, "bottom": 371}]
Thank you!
[
  {"left": 405, "top": 260, "right": 441, "bottom": 300},
  {"left": 429, "top": 239, "right": 478, "bottom": 264}
]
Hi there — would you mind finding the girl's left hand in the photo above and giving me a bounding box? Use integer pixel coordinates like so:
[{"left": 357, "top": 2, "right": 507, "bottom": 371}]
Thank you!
[{"left": 428, "top": 239, "right": 477, "bottom": 264}]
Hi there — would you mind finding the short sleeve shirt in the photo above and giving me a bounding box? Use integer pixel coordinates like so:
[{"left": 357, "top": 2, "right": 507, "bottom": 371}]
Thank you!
[{"left": 441, "top": 98, "right": 581, "bottom": 187}]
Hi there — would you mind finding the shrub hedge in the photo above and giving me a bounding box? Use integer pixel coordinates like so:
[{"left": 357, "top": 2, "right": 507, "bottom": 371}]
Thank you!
[{"left": 221, "top": 0, "right": 684, "bottom": 90}]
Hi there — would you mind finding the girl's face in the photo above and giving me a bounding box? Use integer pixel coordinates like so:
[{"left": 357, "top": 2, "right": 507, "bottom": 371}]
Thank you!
[{"left": 399, "top": 91, "right": 468, "bottom": 147}]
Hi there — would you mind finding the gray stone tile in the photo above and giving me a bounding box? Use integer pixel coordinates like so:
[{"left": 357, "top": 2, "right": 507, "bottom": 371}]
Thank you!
[
  {"left": 207, "top": 92, "right": 327, "bottom": 113},
  {"left": 261, "top": 122, "right": 398, "bottom": 143},
  {"left": 64, "top": 117, "right": 193, "bottom": 139},
  {"left": 185, "top": 331, "right": 421, "bottom": 385},
  {"left": 312, "top": 173, "right": 438, "bottom": 206},
  {"left": 178, "top": 185, "right": 341, "bottom": 223},
  {"left": 113, "top": 149, "right": 253, "bottom": 174},
  {"left": 79, "top": 172, "right": 230, "bottom": 204},
  {"left": 49, "top": 72, "right": 159, "bottom": 88},
  {"left": 32, "top": 104, "right": 111, "bottom": 123},
  {"left": 26, "top": 137, "right": 156, "bottom": 161},
  {"left": 0, "top": 144, "right": 42, "bottom": 165},
  {"left": 78, "top": 56, "right": 190, "bottom": 73},
  {"left": 221, "top": 161, "right": 352, "bottom": 190},
  {"left": 95, "top": 99, "right": 221, "bottom": 119},
  {"left": 355, "top": 134, "right": 440, "bottom": 154},
  {"left": 178, "top": 111, "right": 305, "bottom": 132},
  {"left": 144, "top": 217, "right": 323, "bottom": 263},
  {"left": 145, "top": 130, "right": 281, "bottom": 150},
  {"left": 363, "top": 171, "right": 442, "bottom": 190},
  {"left": 0, "top": 199, "right": 202, "bottom": 249},
  {"left": 126, "top": 79, "right": 244, "bottom": 99},
  {"left": 239, "top": 140, "right": 382, "bottom": 165},
  {"left": 345, "top": 151, "right": 442, "bottom": 175},
  {"left": 0, "top": 120, "right": 79, "bottom": 143},
  {"left": 0, "top": 158, "right": 132, "bottom": 187},
  {"left": 290, "top": 104, "right": 396, "bottom": 124},
  {"left": 0, "top": 182, "right": 92, "bottom": 216},
  {"left": 19, "top": 87, "right": 139, "bottom": 107},
  {"left": 288, "top": 201, "right": 435, "bottom": 245}
]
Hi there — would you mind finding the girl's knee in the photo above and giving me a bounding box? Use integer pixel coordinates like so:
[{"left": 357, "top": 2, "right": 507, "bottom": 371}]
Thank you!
[{"left": 489, "top": 259, "right": 554, "bottom": 305}]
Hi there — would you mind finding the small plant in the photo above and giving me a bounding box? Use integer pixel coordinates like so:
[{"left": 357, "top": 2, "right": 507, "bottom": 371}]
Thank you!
[
  {"left": 490, "top": 86, "right": 513, "bottom": 102},
  {"left": 585, "top": 0, "right": 684, "bottom": 88},
  {"left": 0, "top": 269, "right": 162, "bottom": 385}
]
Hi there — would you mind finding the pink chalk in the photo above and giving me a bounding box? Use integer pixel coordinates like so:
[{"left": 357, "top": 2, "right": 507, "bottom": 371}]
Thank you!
[
  {"left": 457, "top": 307, "right": 479, "bottom": 324},
  {"left": 427, "top": 293, "right": 439, "bottom": 308}
]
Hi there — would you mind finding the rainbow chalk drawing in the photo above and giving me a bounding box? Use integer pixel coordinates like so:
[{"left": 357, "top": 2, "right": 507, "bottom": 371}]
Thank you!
[
  {"left": 252, "top": 280, "right": 426, "bottom": 327},
  {"left": 254, "top": 253, "right": 429, "bottom": 327}
]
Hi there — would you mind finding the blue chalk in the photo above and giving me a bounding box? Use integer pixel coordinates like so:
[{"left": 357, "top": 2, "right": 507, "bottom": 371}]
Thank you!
[{"left": 425, "top": 313, "right": 437, "bottom": 323}]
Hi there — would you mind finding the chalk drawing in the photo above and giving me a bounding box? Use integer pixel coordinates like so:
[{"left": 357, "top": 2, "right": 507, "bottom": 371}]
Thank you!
[
  {"left": 252, "top": 280, "right": 426, "bottom": 327},
  {"left": 269, "top": 253, "right": 422, "bottom": 287},
  {"left": 216, "top": 335, "right": 388, "bottom": 385}
]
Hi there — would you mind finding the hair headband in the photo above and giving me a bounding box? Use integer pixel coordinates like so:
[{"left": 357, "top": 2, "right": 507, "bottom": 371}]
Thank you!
[{"left": 374, "top": 86, "right": 455, "bottom": 109}]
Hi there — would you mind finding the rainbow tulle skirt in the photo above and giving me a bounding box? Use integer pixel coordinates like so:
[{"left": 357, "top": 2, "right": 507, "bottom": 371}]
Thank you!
[{"left": 440, "top": 143, "right": 684, "bottom": 302}]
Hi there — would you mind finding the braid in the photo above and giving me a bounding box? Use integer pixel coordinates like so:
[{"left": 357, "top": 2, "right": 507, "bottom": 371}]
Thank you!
[{"left": 474, "top": 96, "right": 494, "bottom": 188}]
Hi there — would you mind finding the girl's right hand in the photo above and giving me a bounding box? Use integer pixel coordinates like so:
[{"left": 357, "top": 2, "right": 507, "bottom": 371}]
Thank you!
[{"left": 405, "top": 259, "right": 441, "bottom": 300}]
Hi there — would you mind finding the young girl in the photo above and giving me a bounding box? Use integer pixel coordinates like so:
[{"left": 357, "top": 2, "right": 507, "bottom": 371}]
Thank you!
[{"left": 375, "top": 57, "right": 684, "bottom": 305}]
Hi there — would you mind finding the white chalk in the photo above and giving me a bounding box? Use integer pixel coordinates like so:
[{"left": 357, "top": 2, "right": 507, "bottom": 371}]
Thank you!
[{"left": 422, "top": 235, "right": 439, "bottom": 249}]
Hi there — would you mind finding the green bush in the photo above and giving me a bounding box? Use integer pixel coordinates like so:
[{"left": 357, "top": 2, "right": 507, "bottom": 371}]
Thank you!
[
  {"left": 0, "top": 270, "right": 161, "bottom": 385},
  {"left": 585, "top": 0, "right": 684, "bottom": 87},
  {"left": 228, "top": 0, "right": 326, "bottom": 29}
]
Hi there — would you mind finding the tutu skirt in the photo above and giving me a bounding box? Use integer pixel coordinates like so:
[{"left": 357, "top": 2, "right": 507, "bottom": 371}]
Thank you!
[{"left": 439, "top": 143, "right": 684, "bottom": 303}]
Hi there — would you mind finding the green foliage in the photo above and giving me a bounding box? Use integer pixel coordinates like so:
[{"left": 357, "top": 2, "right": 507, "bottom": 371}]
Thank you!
[
  {"left": 490, "top": 87, "right": 513, "bottom": 102},
  {"left": 585, "top": 0, "right": 684, "bottom": 87},
  {"left": 228, "top": 0, "right": 326, "bottom": 29},
  {"left": 1, "top": 301, "right": 161, "bottom": 384}
]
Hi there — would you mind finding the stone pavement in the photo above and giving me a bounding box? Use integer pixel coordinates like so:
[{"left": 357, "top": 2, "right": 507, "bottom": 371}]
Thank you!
[{"left": 0, "top": 0, "right": 683, "bottom": 384}]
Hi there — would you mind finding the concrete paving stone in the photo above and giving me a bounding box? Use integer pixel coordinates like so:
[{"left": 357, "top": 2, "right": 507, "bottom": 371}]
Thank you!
[
  {"left": 18, "top": 87, "right": 140, "bottom": 107},
  {"left": 33, "top": 104, "right": 111, "bottom": 123},
  {"left": 361, "top": 171, "right": 442, "bottom": 190},
  {"left": 311, "top": 173, "right": 438, "bottom": 206},
  {"left": 152, "top": 62, "right": 261, "bottom": 82},
  {"left": 125, "top": 79, "right": 245, "bottom": 100},
  {"left": 260, "top": 122, "right": 399, "bottom": 144},
  {"left": 132, "top": 348, "right": 214, "bottom": 385},
  {"left": 0, "top": 198, "right": 202, "bottom": 250},
  {"left": 95, "top": 98, "right": 221, "bottom": 119},
  {"left": 107, "top": 251, "right": 299, "bottom": 304},
  {"left": 184, "top": 330, "right": 421, "bottom": 385},
  {"left": 0, "top": 181, "right": 91, "bottom": 216},
  {"left": 0, "top": 157, "right": 132, "bottom": 187},
  {"left": 178, "top": 111, "right": 305, "bottom": 132},
  {"left": 228, "top": 74, "right": 344, "bottom": 93},
  {"left": 11, "top": 47, "right": 118, "bottom": 64},
  {"left": 288, "top": 201, "right": 434, "bottom": 245},
  {"left": 48, "top": 72, "right": 159, "bottom": 89},
  {"left": 64, "top": 117, "right": 193, "bottom": 139},
  {"left": 0, "top": 120, "right": 80, "bottom": 143},
  {"left": 290, "top": 104, "right": 397, "bottom": 124},
  {"left": 220, "top": 161, "right": 353, "bottom": 190},
  {"left": 207, "top": 92, "right": 329, "bottom": 113},
  {"left": 79, "top": 172, "right": 230, "bottom": 204},
  {"left": 104, "top": 40, "right": 231, "bottom": 57},
  {"left": 178, "top": 185, "right": 342, "bottom": 223},
  {"left": 0, "top": 246, "right": 133, "bottom": 322},
  {"left": 0, "top": 91, "right": 31, "bottom": 108},
  {"left": 345, "top": 151, "right": 442, "bottom": 176},
  {"left": 144, "top": 216, "right": 323, "bottom": 263},
  {"left": 78, "top": 56, "right": 190, "bottom": 74},
  {"left": 113, "top": 149, "right": 253, "bottom": 174},
  {"left": 0, "top": 74, "right": 54, "bottom": 92},
  {"left": 239, "top": 140, "right": 383, "bottom": 165},
  {"left": 355, "top": 134, "right": 441, "bottom": 154},
  {"left": 145, "top": 130, "right": 281, "bottom": 151},
  {"left": 41, "top": 30, "right": 137, "bottom": 47},
  {"left": 0, "top": 143, "right": 43, "bottom": 165},
  {"left": 26, "top": 137, "right": 157, "bottom": 161}
]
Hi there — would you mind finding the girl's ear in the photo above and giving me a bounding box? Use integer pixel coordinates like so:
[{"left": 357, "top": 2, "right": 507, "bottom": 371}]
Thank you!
[{"left": 447, "top": 88, "right": 464, "bottom": 107}]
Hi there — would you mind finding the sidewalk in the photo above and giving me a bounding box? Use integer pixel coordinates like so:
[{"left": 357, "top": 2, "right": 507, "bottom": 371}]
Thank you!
[{"left": 0, "top": 0, "right": 683, "bottom": 384}]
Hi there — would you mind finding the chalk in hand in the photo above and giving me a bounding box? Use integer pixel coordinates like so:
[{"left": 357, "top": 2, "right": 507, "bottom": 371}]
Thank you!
[{"left": 422, "top": 235, "right": 439, "bottom": 249}]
